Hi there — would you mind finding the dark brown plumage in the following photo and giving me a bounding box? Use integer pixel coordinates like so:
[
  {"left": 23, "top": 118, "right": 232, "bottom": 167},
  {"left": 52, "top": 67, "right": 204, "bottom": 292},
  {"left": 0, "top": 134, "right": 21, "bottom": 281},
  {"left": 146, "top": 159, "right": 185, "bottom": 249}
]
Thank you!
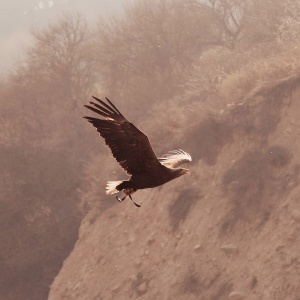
[{"left": 84, "top": 96, "right": 191, "bottom": 207}]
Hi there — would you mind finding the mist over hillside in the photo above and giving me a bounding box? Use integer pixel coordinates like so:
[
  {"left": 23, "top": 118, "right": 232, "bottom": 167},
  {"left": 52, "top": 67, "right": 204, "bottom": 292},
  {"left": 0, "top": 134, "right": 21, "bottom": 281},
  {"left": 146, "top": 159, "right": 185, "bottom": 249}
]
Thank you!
[
  {"left": 1, "top": 0, "right": 300, "bottom": 299},
  {"left": 0, "top": 0, "right": 133, "bottom": 73}
]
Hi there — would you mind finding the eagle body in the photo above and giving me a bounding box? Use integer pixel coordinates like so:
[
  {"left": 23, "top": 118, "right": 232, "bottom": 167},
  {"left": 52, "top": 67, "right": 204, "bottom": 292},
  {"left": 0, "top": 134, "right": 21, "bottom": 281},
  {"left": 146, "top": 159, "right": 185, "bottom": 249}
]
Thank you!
[
  {"left": 119, "top": 166, "right": 187, "bottom": 190},
  {"left": 84, "top": 97, "right": 191, "bottom": 205}
]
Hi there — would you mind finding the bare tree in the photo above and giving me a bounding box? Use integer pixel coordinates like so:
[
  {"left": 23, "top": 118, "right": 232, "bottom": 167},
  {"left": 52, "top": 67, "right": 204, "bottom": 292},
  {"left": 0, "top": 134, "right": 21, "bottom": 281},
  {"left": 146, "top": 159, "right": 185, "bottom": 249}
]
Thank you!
[
  {"left": 242, "top": 0, "right": 300, "bottom": 45},
  {"left": 190, "top": 0, "right": 300, "bottom": 48},
  {"left": 23, "top": 14, "right": 96, "bottom": 108},
  {"left": 93, "top": 0, "right": 216, "bottom": 110},
  {"left": 190, "top": 0, "right": 249, "bottom": 48},
  {"left": 1, "top": 14, "right": 99, "bottom": 150},
  {"left": 0, "top": 14, "right": 95, "bottom": 300}
]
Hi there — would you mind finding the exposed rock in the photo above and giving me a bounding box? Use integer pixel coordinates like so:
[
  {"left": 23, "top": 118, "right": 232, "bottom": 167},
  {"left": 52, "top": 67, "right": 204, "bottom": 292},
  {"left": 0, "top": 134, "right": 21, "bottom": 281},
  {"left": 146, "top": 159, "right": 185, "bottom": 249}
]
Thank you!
[
  {"left": 221, "top": 243, "right": 239, "bottom": 254},
  {"left": 137, "top": 282, "right": 147, "bottom": 294},
  {"left": 193, "top": 244, "right": 202, "bottom": 251},
  {"left": 111, "top": 284, "right": 120, "bottom": 292},
  {"left": 228, "top": 291, "right": 246, "bottom": 300},
  {"left": 291, "top": 210, "right": 300, "bottom": 222}
]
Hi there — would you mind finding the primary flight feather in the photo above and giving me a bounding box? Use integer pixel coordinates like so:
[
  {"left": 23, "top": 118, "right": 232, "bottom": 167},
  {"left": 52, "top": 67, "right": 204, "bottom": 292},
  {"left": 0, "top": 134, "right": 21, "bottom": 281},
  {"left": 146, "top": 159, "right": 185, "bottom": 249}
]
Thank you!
[{"left": 84, "top": 96, "right": 192, "bottom": 207}]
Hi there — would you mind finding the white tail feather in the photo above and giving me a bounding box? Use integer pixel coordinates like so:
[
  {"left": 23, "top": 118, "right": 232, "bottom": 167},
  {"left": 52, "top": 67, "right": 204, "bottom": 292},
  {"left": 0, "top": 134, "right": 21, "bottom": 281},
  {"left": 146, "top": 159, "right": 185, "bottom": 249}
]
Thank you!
[{"left": 106, "top": 181, "right": 123, "bottom": 195}]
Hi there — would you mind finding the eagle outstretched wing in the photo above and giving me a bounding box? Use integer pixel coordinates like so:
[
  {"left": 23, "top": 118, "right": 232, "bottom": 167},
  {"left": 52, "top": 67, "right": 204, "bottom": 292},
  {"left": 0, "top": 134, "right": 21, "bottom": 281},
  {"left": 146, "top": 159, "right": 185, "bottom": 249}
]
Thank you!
[
  {"left": 84, "top": 97, "right": 160, "bottom": 175},
  {"left": 158, "top": 149, "right": 192, "bottom": 168}
]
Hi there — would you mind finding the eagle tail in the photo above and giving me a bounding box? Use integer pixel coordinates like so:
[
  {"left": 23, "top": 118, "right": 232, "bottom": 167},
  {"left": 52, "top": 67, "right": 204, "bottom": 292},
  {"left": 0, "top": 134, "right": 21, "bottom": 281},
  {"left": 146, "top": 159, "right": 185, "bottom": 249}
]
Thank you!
[{"left": 106, "top": 181, "right": 124, "bottom": 195}]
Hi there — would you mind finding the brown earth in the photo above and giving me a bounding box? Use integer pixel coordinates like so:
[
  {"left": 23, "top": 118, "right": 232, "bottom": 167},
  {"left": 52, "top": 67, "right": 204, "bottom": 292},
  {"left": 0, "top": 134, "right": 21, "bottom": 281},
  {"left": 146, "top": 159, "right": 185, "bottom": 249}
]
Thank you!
[{"left": 48, "top": 76, "right": 300, "bottom": 300}]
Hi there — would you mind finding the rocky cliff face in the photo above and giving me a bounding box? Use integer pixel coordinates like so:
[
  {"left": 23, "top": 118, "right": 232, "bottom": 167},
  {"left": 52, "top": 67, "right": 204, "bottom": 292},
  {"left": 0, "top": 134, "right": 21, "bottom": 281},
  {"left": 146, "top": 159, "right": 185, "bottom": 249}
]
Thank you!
[{"left": 49, "top": 76, "right": 300, "bottom": 300}]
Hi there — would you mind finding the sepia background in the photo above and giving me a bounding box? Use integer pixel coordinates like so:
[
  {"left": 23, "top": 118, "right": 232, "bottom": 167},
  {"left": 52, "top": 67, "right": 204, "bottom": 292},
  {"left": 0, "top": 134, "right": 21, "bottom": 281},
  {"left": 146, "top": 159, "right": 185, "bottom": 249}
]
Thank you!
[{"left": 1, "top": 0, "right": 300, "bottom": 299}]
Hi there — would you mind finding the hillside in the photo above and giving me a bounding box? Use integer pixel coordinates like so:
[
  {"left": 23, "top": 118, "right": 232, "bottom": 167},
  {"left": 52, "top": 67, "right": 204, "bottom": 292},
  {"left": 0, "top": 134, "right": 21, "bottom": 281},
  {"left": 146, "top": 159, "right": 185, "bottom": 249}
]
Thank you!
[
  {"left": 48, "top": 74, "right": 300, "bottom": 300},
  {"left": 2, "top": 1, "right": 300, "bottom": 299}
]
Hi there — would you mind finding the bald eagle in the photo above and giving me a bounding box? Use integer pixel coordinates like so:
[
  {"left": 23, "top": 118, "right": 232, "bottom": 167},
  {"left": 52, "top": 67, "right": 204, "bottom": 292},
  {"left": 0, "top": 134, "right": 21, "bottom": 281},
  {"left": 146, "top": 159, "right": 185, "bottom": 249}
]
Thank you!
[{"left": 84, "top": 97, "right": 192, "bottom": 207}]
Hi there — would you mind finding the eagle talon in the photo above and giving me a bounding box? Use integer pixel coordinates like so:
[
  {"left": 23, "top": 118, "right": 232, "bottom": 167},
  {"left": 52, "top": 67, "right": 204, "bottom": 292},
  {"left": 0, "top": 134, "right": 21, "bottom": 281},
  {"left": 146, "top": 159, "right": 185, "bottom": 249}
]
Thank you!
[
  {"left": 116, "top": 194, "right": 141, "bottom": 207},
  {"left": 129, "top": 195, "right": 141, "bottom": 207},
  {"left": 116, "top": 195, "right": 126, "bottom": 202},
  {"left": 133, "top": 202, "right": 141, "bottom": 207}
]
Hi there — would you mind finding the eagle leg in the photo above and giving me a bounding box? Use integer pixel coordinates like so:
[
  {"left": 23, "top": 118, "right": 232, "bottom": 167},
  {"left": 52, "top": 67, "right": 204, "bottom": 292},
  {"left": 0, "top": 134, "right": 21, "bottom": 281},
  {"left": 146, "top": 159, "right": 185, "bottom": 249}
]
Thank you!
[
  {"left": 129, "top": 194, "right": 141, "bottom": 208},
  {"left": 116, "top": 193, "right": 140, "bottom": 207}
]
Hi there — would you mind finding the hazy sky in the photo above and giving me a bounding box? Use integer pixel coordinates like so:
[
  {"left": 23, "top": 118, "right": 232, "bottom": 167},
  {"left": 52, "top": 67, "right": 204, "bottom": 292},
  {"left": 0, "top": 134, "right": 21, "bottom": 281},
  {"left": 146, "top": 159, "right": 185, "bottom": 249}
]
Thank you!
[{"left": 0, "top": 0, "right": 133, "bottom": 74}]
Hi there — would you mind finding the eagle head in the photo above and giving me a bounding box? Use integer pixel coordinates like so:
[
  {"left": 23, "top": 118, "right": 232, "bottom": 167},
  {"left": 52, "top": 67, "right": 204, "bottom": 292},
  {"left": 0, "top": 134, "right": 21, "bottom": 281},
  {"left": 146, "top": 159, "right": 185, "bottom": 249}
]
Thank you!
[{"left": 178, "top": 168, "right": 190, "bottom": 176}]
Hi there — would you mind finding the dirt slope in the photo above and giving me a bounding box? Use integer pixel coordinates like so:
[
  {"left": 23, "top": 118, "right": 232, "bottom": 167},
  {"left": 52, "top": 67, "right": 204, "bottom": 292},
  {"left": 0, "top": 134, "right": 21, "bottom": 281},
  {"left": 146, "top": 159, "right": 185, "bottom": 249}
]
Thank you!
[{"left": 48, "top": 76, "right": 300, "bottom": 300}]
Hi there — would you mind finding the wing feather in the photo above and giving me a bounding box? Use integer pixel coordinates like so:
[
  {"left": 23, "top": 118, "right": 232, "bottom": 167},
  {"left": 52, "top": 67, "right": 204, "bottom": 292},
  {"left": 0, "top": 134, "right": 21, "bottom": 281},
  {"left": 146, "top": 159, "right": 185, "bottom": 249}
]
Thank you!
[
  {"left": 92, "top": 96, "right": 121, "bottom": 115},
  {"left": 84, "top": 97, "right": 160, "bottom": 175}
]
